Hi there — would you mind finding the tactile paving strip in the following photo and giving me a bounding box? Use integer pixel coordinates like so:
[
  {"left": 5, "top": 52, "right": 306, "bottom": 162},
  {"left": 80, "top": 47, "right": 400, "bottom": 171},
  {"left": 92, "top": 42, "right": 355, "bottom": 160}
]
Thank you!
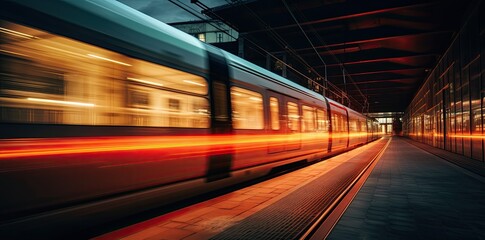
[{"left": 211, "top": 140, "right": 387, "bottom": 240}]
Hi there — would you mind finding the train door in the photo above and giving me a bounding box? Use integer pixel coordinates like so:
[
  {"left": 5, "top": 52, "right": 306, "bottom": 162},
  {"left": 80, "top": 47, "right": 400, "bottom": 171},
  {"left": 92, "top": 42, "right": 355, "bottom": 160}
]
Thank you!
[
  {"left": 267, "top": 92, "right": 285, "bottom": 154},
  {"left": 267, "top": 91, "right": 301, "bottom": 152},
  {"left": 285, "top": 96, "right": 301, "bottom": 151},
  {"left": 329, "top": 103, "right": 349, "bottom": 152}
]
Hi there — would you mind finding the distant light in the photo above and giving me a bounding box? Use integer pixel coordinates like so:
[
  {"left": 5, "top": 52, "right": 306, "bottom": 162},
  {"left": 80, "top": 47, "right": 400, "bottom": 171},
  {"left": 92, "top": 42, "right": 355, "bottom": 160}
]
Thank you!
[
  {"left": 87, "top": 54, "right": 131, "bottom": 66},
  {"left": 127, "top": 77, "right": 163, "bottom": 87},
  {"left": 27, "top": 98, "right": 95, "bottom": 107},
  {"left": 231, "top": 92, "right": 242, "bottom": 96},
  {"left": 0, "top": 27, "right": 37, "bottom": 39},
  {"left": 183, "top": 80, "right": 205, "bottom": 86}
]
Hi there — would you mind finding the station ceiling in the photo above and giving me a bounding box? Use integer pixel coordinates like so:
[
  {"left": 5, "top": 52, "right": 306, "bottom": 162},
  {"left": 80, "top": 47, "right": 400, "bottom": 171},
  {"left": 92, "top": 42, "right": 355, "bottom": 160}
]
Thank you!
[{"left": 205, "top": 0, "right": 471, "bottom": 113}]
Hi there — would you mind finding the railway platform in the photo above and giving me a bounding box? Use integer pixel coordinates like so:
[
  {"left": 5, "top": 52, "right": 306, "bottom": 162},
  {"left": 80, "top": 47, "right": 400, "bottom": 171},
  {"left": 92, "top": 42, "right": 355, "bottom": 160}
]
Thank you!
[
  {"left": 326, "top": 137, "right": 485, "bottom": 240},
  {"left": 94, "top": 136, "right": 485, "bottom": 239}
]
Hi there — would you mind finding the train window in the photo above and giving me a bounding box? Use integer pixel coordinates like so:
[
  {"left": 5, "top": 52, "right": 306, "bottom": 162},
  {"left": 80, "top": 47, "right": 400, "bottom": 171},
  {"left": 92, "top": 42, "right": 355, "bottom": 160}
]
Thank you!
[
  {"left": 302, "top": 105, "right": 315, "bottom": 132},
  {"left": 361, "top": 121, "right": 367, "bottom": 132},
  {"left": 316, "top": 109, "right": 328, "bottom": 132},
  {"left": 341, "top": 114, "right": 348, "bottom": 132},
  {"left": 0, "top": 21, "right": 209, "bottom": 128},
  {"left": 331, "top": 112, "right": 348, "bottom": 133},
  {"left": 270, "top": 97, "right": 280, "bottom": 130},
  {"left": 231, "top": 87, "right": 263, "bottom": 129},
  {"left": 287, "top": 102, "right": 300, "bottom": 132},
  {"left": 349, "top": 118, "right": 358, "bottom": 132},
  {"left": 128, "top": 87, "right": 150, "bottom": 109},
  {"left": 128, "top": 60, "right": 207, "bottom": 95},
  {"left": 332, "top": 113, "right": 339, "bottom": 132}
]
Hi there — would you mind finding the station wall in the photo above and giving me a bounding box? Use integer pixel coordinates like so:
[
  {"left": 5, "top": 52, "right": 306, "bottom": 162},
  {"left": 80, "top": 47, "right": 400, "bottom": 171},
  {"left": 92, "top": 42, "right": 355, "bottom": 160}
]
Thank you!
[{"left": 403, "top": 1, "right": 485, "bottom": 162}]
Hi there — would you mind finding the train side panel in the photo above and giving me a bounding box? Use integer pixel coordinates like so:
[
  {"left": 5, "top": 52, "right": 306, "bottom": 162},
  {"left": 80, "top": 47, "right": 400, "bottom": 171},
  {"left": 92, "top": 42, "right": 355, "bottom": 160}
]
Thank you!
[
  {"left": 0, "top": 0, "right": 379, "bottom": 229},
  {"left": 348, "top": 108, "right": 368, "bottom": 147},
  {"left": 327, "top": 101, "right": 349, "bottom": 152},
  {"left": 224, "top": 53, "right": 331, "bottom": 172}
]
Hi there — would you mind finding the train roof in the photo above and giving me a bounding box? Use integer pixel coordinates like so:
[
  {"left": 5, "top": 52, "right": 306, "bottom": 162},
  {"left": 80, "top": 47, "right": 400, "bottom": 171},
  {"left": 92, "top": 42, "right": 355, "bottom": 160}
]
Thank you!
[
  {"left": 221, "top": 49, "right": 369, "bottom": 116},
  {"left": 221, "top": 50, "right": 326, "bottom": 101},
  {"left": 6, "top": 0, "right": 209, "bottom": 75}
]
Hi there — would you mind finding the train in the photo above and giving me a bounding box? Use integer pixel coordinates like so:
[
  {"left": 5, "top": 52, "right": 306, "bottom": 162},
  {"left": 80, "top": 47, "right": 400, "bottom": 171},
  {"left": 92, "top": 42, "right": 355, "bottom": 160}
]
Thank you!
[{"left": 0, "top": 0, "right": 380, "bottom": 234}]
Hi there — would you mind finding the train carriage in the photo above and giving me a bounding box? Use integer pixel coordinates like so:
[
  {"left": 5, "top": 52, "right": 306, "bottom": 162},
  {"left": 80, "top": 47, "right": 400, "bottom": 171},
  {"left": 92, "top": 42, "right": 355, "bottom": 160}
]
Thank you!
[{"left": 0, "top": 0, "right": 380, "bottom": 232}]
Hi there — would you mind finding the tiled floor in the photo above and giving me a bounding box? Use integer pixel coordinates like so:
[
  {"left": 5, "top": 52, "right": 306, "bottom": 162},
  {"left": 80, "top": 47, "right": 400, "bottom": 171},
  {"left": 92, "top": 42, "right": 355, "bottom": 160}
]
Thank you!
[{"left": 328, "top": 137, "right": 485, "bottom": 240}]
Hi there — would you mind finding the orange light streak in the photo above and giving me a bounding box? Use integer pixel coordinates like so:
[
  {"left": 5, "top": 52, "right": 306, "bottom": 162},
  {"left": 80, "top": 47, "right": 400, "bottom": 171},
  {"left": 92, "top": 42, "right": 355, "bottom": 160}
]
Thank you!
[
  {"left": 449, "top": 134, "right": 485, "bottom": 139},
  {"left": 0, "top": 134, "right": 328, "bottom": 160},
  {"left": 0, "top": 132, "right": 379, "bottom": 161}
]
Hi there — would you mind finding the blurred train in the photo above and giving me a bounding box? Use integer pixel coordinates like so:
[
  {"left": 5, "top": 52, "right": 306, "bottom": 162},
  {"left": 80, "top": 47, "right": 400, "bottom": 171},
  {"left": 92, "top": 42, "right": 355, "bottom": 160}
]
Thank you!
[{"left": 0, "top": 0, "right": 380, "bottom": 232}]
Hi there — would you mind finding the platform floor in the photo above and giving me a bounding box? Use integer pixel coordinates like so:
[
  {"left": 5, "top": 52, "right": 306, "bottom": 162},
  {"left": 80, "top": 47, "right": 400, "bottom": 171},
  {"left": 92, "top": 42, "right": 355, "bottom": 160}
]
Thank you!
[
  {"left": 328, "top": 136, "right": 485, "bottom": 240},
  {"left": 95, "top": 136, "right": 485, "bottom": 239},
  {"left": 95, "top": 138, "right": 387, "bottom": 240}
]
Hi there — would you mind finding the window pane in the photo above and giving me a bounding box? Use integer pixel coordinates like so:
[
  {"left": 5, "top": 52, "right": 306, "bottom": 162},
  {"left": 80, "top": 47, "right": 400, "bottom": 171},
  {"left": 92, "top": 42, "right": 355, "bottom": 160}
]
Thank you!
[
  {"left": 0, "top": 21, "right": 209, "bottom": 128},
  {"left": 270, "top": 97, "right": 280, "bottom": 130},
  {"left": 197, "top": 33, "right": 205, "bottom": 42},
  {"left": 332, "top": 113, "right": 339, "bottom": 132},
  {"left": 287, "top": 102, "right": 300, "bottom": 132},
  {"left": 316, "top": 109, "right": 328, "bottom": 132},
  {"left": 128, "top": 60, "right": 207, "bottom": 95},
  {"left": 231, "top": 87, "right": 264, "bottom": 129},
  {"left": 302, "top": 105, "right": 315, "bottom": 132}
]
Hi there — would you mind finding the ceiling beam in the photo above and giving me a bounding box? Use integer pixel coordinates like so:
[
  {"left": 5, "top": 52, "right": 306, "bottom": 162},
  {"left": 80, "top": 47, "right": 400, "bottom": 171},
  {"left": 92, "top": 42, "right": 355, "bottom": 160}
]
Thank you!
[
  {"left": 322, "top": 53, "right": 438, "bottom": 67},
  {"left": 243, "top": 1, "right": 437, "bottom": 34},
  {"left": 291, "top": 30, "right": 452, "bottom": 52},
  {"left": 326, "top": 67, "right": 425, "bottom": 77},
  {"left": 333, "top": 77, "right": 420, "bottom": 85}
]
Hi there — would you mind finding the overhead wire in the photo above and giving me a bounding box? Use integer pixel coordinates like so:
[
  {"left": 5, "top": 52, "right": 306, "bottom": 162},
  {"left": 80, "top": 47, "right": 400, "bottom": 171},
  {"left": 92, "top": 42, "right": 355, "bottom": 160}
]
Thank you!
[
  {"left": 177, "top": 0, "right": 366, "bottom": 112},
  {"left": 223, "top": 0, "right": 366, "bottom": 112},
  {"left": 290, "top": 2, "right": 369, "bottom": 112},
  {"left": 216, "top": 0, "right": 331, "bottom": 94},
  {"left": 171, "top": 0, "right": 323, "bottom": 87}
]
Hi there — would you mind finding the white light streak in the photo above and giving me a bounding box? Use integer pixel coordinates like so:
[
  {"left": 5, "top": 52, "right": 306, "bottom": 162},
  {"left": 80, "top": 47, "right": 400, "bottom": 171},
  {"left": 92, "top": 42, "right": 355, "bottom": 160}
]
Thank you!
[
  {"left": 183, "top": 80, "right": 205, "bottom": 86},
  {"left": 0, "top": 27, "right": 37, "bottom": 39},
  {"left": 27, "top": 98, "right": 95, "bottom": 107},
  {"left": 127, "top": 77, "right": 163, "bottom": 87},
  {"left": 0, "top": 49, "right": 28, "bottom": 57},
  {"left": 87, "top": 54, "right": 131, "bottom": 66},
  {"left": 43, "top": 45, "right": 85, "bottom": 58},
  {"left": 249, "top": 97, "right": 262, "bottom": 101}
]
